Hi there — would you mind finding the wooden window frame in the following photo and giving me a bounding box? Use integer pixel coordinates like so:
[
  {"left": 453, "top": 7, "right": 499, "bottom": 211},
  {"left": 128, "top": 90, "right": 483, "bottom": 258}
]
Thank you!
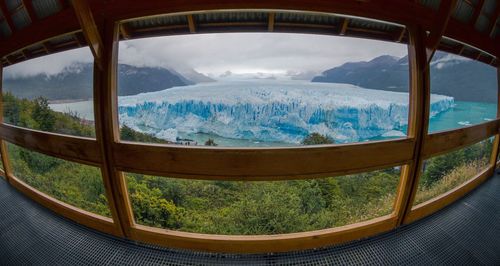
[{"left": 0, "top": 3, "right": 498, "bottom": 253}]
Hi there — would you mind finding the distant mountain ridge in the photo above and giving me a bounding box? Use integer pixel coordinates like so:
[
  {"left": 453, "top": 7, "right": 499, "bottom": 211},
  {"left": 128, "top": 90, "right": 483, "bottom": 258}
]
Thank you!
[
  {"left": 312, "top": 51, "right": 497, "bottom": 103},
  {"left": 2, "top": 63, "right": 213, "bottom": 100}
]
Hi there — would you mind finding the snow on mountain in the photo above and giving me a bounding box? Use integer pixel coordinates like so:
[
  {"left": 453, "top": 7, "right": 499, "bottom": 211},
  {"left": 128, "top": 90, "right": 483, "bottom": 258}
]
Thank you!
[{"left": 118, "top": 80, "right": 454, "bottom": 143}]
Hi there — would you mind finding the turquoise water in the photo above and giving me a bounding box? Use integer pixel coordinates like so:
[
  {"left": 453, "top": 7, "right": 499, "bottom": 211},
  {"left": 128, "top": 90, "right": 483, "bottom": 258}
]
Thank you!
[
  {"left": 49, "top": 99, "right": 497, "bottom": 147},
  {"left": 428, "top": 101, "right": 496, "bottom": 133}
]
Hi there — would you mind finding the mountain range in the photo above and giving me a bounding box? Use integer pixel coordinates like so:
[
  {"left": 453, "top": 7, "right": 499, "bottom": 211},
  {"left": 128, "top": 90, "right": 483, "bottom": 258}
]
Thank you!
[
  {"left": 312, "top": 51, "right": 497, "bottom": 103},
  {"left": 2, "top": 63, "right": 213, "bottom": 100}
]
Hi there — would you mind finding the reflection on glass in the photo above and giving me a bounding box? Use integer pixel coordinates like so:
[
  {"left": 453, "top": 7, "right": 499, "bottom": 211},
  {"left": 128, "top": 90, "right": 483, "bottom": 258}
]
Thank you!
[
  {"left": 2, "top": 48, "right": 95, "bottom": 137},
  {"left": 428, "top": 51, "right": 497, "bottom": 133},
  {"left": 125, "top": 167, "right": 400, "bottom": 235},
  {"left": 414, "top": 138, "right": 493, "bottom": 206},
  {"left": 116, "top": 33, "right": 410, "bottom": 147},
  {"left": 7, "top": 143, "right": 110, "bottom": 217}
]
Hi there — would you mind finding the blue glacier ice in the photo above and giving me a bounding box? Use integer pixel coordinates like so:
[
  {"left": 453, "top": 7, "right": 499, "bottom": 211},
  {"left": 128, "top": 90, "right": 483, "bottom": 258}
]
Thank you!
[{"left": 118, "top": 80, "right": 454, "bottom": 144}]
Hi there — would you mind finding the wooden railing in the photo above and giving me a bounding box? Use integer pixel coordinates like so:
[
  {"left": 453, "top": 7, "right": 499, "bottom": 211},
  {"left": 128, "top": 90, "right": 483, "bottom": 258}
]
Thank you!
[{"left": 0, "top": 3, "right": 498, "bottom": 253}]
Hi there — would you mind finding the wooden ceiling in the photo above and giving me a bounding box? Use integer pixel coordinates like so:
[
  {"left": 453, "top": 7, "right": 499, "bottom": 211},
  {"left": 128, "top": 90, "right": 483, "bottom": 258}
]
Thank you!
[{"left": 0, "top": 0, "right": 498, "bottom": 67}]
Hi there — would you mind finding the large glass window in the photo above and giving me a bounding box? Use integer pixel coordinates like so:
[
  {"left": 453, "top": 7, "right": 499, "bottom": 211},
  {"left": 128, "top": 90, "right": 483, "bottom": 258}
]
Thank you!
[
  {"left": 428, "top": 50, "right": 497, "bottom": 133},
  {"left": 7, "top": 143, "right": 111, "bottom": 217},
  {"left": 2, "top": 48, "right": 95, "bottom": 137},
  {"left": 115, "top": 33, "right": 410, "bottom": 147},
  {"left": 125, "top": 167, "right": 400, "bottom": 235},
  {"left": 413, "top": 138, "right": 493, "bottom": 206}
]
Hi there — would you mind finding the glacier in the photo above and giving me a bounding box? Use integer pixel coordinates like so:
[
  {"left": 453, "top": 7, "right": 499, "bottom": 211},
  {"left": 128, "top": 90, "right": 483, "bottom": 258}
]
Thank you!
[{"left": 118, "top": 80, "right": 454, "bottom": 144}]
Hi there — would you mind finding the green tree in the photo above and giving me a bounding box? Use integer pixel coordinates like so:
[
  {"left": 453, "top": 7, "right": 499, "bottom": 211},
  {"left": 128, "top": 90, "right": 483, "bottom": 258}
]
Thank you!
[
  {"left": 32, "top": 97, "right": 56, "bottom": 131},
  {"left": 3, "top": 92, "right": 21, "bottom": 125},
  {"left": 301, "top": 133, "right": 334, "bottom": 145}
]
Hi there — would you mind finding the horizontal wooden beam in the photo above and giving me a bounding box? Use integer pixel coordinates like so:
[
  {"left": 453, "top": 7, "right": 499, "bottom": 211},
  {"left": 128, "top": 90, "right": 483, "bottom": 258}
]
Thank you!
[
  {"left": 8, "top": 175, "right": 119, "bottom": 236},
  {"left": 422, "top": 119, "right": 499, "bottom": 159},
  {"left": 130, "top": 214, "right": 397, "bottom": 253},
  {"left": 113, "top": 138, "right": 414, "bottom": 180},
  {"left": 0, "top": 123, "right": 101, "bottom": 166},
  {"left": 404, "top": 165, "right": 492, "bottom": 224}
]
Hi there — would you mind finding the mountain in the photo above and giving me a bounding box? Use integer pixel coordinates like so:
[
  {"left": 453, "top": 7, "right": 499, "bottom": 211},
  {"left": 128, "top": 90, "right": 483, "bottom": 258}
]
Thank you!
[
  {"left": 2, "top": 63, "right": 203, "bottom": 100},
  {"left": 173, "top": 68, "right": 215, "bottom": 83},
  {"left": 312, "top": 52, "right": 497, "bottom": 102}
]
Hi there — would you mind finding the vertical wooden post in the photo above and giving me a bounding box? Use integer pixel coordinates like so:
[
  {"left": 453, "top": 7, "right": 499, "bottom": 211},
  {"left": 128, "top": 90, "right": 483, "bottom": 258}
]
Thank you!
[
  {"left": 490, "top": 66, "right": 500, "bottom": 171},
  {"left": 0, "top": 65, "right": 13, "bottom": 181},
  {"left": 72, "top": 0, "right": 133, "bottom": 237},
  {"left": 394, "top": 25, "right": 430, "bottom": 226},
  {"left": 93, "top": 19, "right": 135, "bottom": 238}
]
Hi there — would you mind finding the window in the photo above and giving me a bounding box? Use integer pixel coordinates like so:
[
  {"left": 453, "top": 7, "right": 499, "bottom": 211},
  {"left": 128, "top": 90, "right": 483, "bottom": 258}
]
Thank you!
[
  {"left": 125, "top": 167, "right": 401, "bottom": 234},
  {"left": 428, "top": 50, "right": 497, "bottom": 133},
  {"left": 116, "top": 33, "right": 409, "bottom": 147},
  {"left": 2, "top": 48, "right": 95, "bottom": 137},
  {"left": 413, "top": 138, "right": 493, "bottom": 206},
  {"left": 7, "top": 143, "right": 111, "bottom": 217}
]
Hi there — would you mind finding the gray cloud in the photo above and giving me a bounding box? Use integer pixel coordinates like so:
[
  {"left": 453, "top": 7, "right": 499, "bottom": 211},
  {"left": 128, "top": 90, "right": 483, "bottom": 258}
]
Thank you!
[
  {"left": 4, "top": 33, "right": 407, "bottom": 78},
  {"left": 3, "top": 47, "right": 93, "bottom": 78}
]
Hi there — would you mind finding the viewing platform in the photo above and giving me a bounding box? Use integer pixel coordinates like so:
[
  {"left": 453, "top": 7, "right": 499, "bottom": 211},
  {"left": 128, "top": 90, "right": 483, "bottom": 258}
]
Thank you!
[{"left": 1, "top": 173, "right": 499, "bottom": 265}]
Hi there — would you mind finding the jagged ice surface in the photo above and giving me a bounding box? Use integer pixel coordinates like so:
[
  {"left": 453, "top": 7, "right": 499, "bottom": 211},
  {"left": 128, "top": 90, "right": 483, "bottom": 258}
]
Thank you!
[{"left": 118, "top": 80, "right": 454, "bottom": 143}]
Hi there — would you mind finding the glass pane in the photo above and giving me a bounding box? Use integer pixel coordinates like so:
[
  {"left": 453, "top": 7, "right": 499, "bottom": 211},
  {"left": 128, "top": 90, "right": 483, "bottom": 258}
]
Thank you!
[
  {"left": 2, "top": 48, "right": 95, "bottom": 138},
  {"left": 125, "top": 167, "right": 400, "bottom": 235},
  {"left": 116, "top": 32, "right": 410, "bottom": 147},
  {"left": 7, "top": 143, "right": 111, "bottom": 217},
  {"left": 414, "top": 138, "right": 493, "bottom": 206},
  {"left": 428, "top": 50, "right": 497, "bottom": 133}
]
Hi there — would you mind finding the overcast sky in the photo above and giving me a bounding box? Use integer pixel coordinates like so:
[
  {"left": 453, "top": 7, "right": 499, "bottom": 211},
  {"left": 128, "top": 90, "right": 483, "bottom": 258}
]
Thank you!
[{"left": 4, "top": 33, "right": 407, "bottom": 79}]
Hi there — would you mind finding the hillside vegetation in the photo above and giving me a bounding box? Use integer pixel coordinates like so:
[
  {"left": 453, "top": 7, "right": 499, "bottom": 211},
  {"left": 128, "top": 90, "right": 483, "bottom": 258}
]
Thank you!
[{"left": 1, "top": 94, "right": 492, "bottom": 234}]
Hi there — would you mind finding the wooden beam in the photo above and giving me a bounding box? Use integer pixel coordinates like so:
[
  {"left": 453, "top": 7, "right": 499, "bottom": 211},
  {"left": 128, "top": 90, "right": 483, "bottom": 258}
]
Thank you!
[
  {"left": 491, "top": 67, "right": 500, "bottom": 169},
  {"left": 340, "top": 18, "right": 349, "bottom": 35},
  {"left": 396, "top": 27, "right": 406, "bottom": 42},
  {"left": 0, "top": 65, "right": 12, "bottom": 182},
  {"left": 93, "top": 20, "right": 134, "bottom": 238},
  {"left": 71, "top": 0, "right": 103, "bottom": 69},
  {"left": 41, "top": 42, "right": 52, "bottom": 53},
  {"left": 394, "top": 25, "right": 430, "bottom": 226},
  {"left": 426, "top": 0, "right": 458, "bottom": 63},
  {"left": 22, "top": 0, "right": 38, "bottom": 23},
  {"left": 0, "top": 123, "right": 102, "bottom": 166},
  {"left": 406, "top": 165, "right": 492, "bottom": 223},
  {"left": 58, "top": 0, "right": 69, "bottom": 9},
  {"left": 486, "top": 3, "right": 500, "bottom": 37},
  {"left": 268, "top": 12, "right": 275, "bottom": 32},
  {"left": 422, "top": 119, "right": 499, "bottom": 159},
  {"left": 11, "top": 4, "right": 24, "bottom": 14},
  {"left": 187, "top": 14, "right": 196, "bottom": 33},
  {"left": 74, "top": 31, "right": 87, "bottom": 46},
  {"left": 119, "top": 23, "right": 132, "bottom": 39},
  {"left": 0, "top": 8, "right": 79, "bottom": 58},
  {"left": 0, "top": 1, "right": 15, "bottom": 33},
  {"left": 130, "top": 215, "right": 396, "bottom": 253},
  {"left": 113, "top": 138, "right": 414, "bottom": 181},
  {"left": 8, "top": 175, "right": 119, "bottom": 235},
  {"left": 470, "top": 0, "right": 484, "bottom": 27}
]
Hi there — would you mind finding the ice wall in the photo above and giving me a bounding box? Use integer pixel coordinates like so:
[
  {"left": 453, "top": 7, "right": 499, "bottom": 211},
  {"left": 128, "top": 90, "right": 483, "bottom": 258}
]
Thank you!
[{"left": 118, "top": 81, "right": 454, "bottom": 143}]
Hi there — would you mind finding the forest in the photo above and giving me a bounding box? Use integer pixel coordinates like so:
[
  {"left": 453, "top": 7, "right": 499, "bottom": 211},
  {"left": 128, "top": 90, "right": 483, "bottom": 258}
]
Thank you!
[{"left": 0, "top": 93, "right": 493, "bottom": 234}]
